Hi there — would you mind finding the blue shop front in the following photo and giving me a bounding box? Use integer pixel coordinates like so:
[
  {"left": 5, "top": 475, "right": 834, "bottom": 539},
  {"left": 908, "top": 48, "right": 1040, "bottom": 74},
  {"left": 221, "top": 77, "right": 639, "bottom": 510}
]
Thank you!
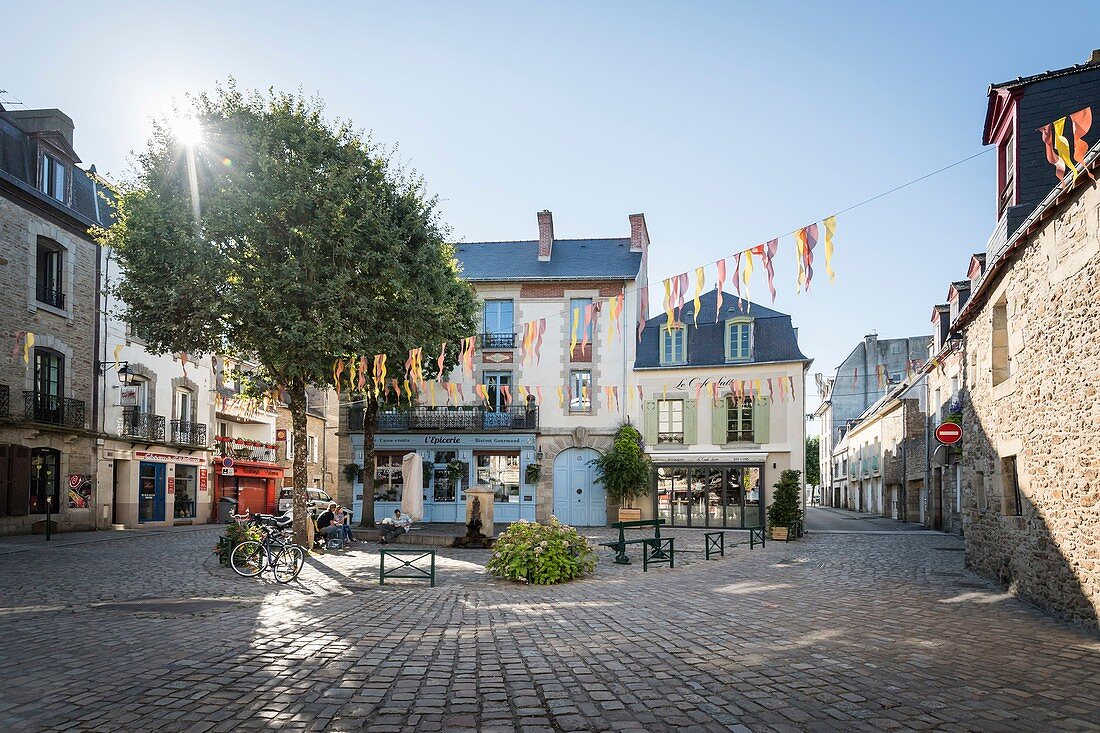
[{"left": 351, "top": 432, "right": 538, "bottom": 524}]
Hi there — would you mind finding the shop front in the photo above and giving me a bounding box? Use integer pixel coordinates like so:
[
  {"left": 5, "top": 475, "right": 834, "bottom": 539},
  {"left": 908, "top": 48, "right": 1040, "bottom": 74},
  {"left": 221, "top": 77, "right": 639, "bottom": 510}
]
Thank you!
[
  {"left": 352, "top": 432, "right": 537, "bottom": 524},
  {"left": 650, "top": 453, "right": 768, "bottom": 529},
  {"left": 213, "top": 457, "right": 284, "bottom": 519},
  {"left": 105, "top": 450, "right": 212, "bottom": 528}
]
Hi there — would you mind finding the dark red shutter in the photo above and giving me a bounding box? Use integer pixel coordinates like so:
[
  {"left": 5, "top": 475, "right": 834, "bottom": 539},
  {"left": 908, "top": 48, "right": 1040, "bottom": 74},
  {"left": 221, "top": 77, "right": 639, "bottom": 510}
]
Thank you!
[
  {"left": 0, "top": 444, "right": 9, "bottom": 518},
  {"left": 8, "top": 445, "right": 31, "bottom": 517}
]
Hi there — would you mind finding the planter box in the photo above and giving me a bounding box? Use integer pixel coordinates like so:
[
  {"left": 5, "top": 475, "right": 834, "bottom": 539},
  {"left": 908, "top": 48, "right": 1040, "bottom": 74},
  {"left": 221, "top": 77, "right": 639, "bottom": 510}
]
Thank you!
[
  {"left": 618, "top": 508, "right": 643, "bottom": 522},
  {"left": 770, "top": 526, "right": 788, "bottom": 541}
]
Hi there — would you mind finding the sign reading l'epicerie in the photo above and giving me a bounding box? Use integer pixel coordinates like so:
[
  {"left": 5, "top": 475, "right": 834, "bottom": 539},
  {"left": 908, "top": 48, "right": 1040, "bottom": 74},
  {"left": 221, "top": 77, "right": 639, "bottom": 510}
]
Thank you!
[{"left": 373, "top": 433, "right": 537, "bottom": 450}]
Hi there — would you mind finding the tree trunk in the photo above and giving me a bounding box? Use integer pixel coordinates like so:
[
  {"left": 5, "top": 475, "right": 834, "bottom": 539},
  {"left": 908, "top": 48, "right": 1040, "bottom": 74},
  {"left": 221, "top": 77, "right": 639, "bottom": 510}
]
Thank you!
[
  {"left": 287, "top": 379, "right": 310, "bottom": 546},
  {"left": 359, "top": 394, "right": 379, "bottom": 527}
]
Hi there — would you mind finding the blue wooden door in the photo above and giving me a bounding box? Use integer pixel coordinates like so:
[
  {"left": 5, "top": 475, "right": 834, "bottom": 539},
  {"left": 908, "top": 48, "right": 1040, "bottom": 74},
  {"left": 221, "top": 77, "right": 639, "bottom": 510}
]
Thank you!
[{"left": 552, "top": 448, "right": 606, "bottom": 526}]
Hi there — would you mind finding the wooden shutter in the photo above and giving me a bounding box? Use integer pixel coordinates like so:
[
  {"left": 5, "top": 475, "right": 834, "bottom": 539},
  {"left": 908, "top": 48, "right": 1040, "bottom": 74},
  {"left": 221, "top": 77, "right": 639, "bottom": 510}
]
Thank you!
[
  {"left": 682, "top": 399, "right": 698, "bottom": 445},
  {"left": 642, "top": 400, "right": 658, "bottom": 446},
  {"left": 8, "top": 445, "right": 31, "bottom": 517},
  {"left": 0, "top": 444, "right": 9, "bottom": 518},
  {"left": 711, "top": 398, "right": 728, "bottom": 445},
  {"left": 752, "top": 397, "right": 771, "bottom": 445}
]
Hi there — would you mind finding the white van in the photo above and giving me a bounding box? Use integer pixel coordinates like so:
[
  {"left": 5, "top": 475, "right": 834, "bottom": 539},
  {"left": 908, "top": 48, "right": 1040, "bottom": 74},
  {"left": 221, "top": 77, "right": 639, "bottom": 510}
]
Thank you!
[{"left": 277, "top": 487, "right": 333, "bottom": 515}]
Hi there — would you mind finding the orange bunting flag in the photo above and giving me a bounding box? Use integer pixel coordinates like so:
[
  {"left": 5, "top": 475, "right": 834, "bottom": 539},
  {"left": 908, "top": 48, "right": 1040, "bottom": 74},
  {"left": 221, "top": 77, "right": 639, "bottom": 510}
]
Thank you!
[
  {"left": 777, "top": 376, "right": 787, "bottom": 401},
  {"left": 767, "top": 378, "right": 774, "bottom": 400},
  {"left": 788, "top": 376, "right": 795, "bottom": 398},
  {"left": 710, "top": 381, "right": 720, "bottom": 404},
  {"left": 802, "top": 223, "right": 819, "bottom": 291},
  {"left": 663, "top": 278, "right": 675, "bottom": 327},
  {"left": 570, "top": 307, "right": 580, "bottom": 358},
  {"left": 693, "top": 267, "right": 705, "bottom": 327},
  {"left": 637, "top": 286, "right": 650, "bottom": 342},
  {"left": 636, "top": 385, "right": 643, "bottom": 406},
  {"left": 715, "top": 259, "right": 726, "bottom": 321},
  {"left": 333, "top": 358, "right": 345, "bottom": 396},
  {"left": 475, "top": 383, "right": 489, "bottom": 404},
  {"left": 535, "top": 386, "right": 543, "bottom": 405},
  {"left": 358, "top": 356, "right": 368, "bottom": 392},
  {"left": 761, "top": 239, "right": 779, "bottom": 301},
  {"left": 1070, "top": 107, "right": 1093, "bottom": 170},
  {"left": 389, "top": 378, "right": 400, "bottom": 401},
  {"left": 823, "top": 217, "right": 836, "bottom": 283},
  {"left": 346, "top": 357, "right": 357, "bottom": 393},
  {"left": 180, "top": 352, "right": 189, "bottom": 380},
  {"left": 604, "top": 386, "right": 613, "bottom": 411},
  {"left": 436, "top": 343, "right": 447, "bottom": 380},
  {"left": 606, "top": 293, "right": 624, "bottom": 344},
  {"left": 580, "top": 303, "right": 595, "bottom": 353},
  {"left": 795, "top": 228, "right": 807, "bottom": 292},
  {"left": 519, "top": 322, "right": 532, "bottom": 366},
  {"left": 501, "top": 385, "right": 512, "bottom": 408},
  {"left": 461, "top": 336, "right": 475, "bottom": 377},
  {"left": 1040, "top": 123, "right": 1065, "bottom": 179},
  {"left": 693, "top": 382, "right": 703, "bottom": 403}
]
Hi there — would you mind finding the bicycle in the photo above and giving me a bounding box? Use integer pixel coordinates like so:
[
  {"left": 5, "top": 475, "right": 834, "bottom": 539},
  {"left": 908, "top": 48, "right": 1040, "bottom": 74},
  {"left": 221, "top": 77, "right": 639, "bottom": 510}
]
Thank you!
[{"left": 229, "top": 514, "right": 306, "bottom": 583}]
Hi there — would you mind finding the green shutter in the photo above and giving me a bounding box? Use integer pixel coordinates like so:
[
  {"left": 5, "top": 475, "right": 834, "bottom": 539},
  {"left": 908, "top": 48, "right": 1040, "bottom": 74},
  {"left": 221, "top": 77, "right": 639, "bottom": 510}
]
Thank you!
[
  {"left": 753, "top": 397, "right": 771, "bottom": 444},
  {"left": 683, "top": 399, "right": 697, "bottom": 444},
  {"left": 642, "top": 400, "right": 658, "bottom": 446},
  {"left": 711, "top": 397, "right": 727, "bottom": 445}
]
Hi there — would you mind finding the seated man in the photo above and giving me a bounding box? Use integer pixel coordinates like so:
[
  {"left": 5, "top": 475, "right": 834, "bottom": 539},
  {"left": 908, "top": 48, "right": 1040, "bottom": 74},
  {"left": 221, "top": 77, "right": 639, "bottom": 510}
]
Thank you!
[
  {"left": 315, "top": 503, "right": 344, "bottom": 546},
  {"left": 379, "top": 509, "right": 413, "bottom": 544}
]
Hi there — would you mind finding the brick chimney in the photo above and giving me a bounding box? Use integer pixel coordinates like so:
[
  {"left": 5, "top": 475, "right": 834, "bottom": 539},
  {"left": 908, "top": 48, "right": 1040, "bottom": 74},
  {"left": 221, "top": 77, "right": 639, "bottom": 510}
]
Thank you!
[
  {"left": 628, "top": 213, "right": 649, "bottom": 253},
  {"left": 537, "top": 210, "right": 554, "bottom": 262},
  {"left": 1089, "top": 49, "right": 1100, "bottom": 65}
]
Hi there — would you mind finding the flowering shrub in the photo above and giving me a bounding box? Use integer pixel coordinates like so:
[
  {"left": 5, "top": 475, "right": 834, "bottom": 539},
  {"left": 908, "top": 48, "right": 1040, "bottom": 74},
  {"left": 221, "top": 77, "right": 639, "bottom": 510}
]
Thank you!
[
  {"left": 213, "top": 522, "right": 262, "bottom": 566},
  {"left": 486, "top": 517, "right": 597, "bottom": 585}
]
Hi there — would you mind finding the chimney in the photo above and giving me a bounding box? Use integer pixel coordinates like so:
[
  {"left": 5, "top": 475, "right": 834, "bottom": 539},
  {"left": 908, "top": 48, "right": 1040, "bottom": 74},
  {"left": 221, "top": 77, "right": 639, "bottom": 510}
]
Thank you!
[
  {"left": 1089, "top": 49, "right": 1100, "bottom": 65},
  {"left": 537, "top": 210, "right": 554, "bottom": 262},
  {"left": 629, "top": 213, "right": 649, "bottom": 253},
  {"left": 6, "top": 108, "right": 76, "bottom": 149}
]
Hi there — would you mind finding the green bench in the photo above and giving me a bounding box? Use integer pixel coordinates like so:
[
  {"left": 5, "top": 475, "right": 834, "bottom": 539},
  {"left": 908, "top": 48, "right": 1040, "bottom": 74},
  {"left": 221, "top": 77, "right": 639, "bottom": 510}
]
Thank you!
[{"left": 600, "top": 519, "right": 667, "bottom": 565}]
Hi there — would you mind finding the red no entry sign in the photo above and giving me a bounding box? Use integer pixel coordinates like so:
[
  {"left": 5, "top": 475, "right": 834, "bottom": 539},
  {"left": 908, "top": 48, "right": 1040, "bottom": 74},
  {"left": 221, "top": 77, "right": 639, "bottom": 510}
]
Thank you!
[{"left": 935, "top": 422, "right": 963, "bottom": 445}]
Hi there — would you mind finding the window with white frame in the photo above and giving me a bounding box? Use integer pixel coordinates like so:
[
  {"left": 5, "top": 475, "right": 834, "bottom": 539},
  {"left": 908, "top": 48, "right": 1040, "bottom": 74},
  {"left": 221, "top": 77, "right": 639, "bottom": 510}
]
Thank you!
[
  {"left": 308, "top": 435, "right": 318, "bottom": 463},
  {"left": 726, "top": 397, "right": 754, "bottom": 442},
  {"left": 569, "top": 370, "right": 591, "bottom": 412},
  {"left": 482, "top": 300, "right": 515, "bottom": 347},
  {"left": 725, "top": 319, "right": 752, "bottom": 362},
  {"left": 660, "top": 326, "right": 686, "bottom": 365},
  {"left": 35, "top": 237, "right": 65, "bottom": 309},
  {"left": 39, "top": 152, "right": 67, "bottom": 202},
  {"left": 657, "top": 399, "right": 684, "bottom": 443}
]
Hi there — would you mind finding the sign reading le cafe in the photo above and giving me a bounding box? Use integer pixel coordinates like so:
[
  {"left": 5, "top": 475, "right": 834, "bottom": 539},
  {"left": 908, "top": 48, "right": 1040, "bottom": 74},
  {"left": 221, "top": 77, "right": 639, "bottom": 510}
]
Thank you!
[{"left": 373, "top": 433, "right": 537, "bottom": 450}]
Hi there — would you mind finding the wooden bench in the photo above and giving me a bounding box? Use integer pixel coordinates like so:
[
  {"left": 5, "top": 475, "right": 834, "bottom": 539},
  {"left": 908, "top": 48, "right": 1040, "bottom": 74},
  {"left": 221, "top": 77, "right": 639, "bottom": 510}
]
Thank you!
[
  {"left": 380, "top": 548, "right": 436, "bottom": 586},
  {"left": 599, "top": 519, "right": 666, "bottom": 565}
]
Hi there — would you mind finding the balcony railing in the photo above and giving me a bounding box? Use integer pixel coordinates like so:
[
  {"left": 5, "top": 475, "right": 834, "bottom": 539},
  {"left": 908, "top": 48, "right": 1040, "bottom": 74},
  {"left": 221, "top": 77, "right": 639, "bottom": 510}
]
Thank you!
[
  {"left": 376, "top": 405, "right": 538, "bottom": 432},
  {"left": 0, "top": 384, "right": 8, "bottom": 418},
  {"left": 170, "top": 420, "right": 208, "bottom": 447},
  {"left": 480, "top": 332, "right": 516, "bottom": 349},
  {"left": 657, "top": 432, "right": 684, "bottom": 444},
  {"left": 23, "top": 392, "right": 84, "bottom": 428},
  {"left": 35, "top": 283, "right": 65, "bottom": 309},
  {"left": 120, "top": 412, "right": 166, "bottom": 441},
  {"left": 218, "top": 445, "right": 277, "bottom": 463}
]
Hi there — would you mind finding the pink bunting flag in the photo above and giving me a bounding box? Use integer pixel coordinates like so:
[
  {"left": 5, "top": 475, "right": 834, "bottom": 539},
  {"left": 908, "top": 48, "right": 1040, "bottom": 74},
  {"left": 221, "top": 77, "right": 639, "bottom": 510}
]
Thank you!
[
  {"left": 715, "top": 259, "right": 726, "bottom": 322},
  {"left": 637, "top": 287, "right": 649, "bottom": 342},
  {"left": 732, "top": 253, "right": 743, "bottom": 310},
  {"left": 762, "top": 239, "right": 779, "bottom": 302},
  {"left": 802, "top": 224, "right": 819, "bottom": 291}
]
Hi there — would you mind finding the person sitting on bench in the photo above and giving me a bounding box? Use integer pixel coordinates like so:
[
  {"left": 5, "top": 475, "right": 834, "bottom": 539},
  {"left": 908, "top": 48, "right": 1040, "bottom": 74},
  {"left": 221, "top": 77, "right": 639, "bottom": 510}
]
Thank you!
[
  {"left": 316, "top": 503, "right": 343, "bottom": 545},
  {"left": 379, "top": 509, "right": 412, "bottom": 544}
]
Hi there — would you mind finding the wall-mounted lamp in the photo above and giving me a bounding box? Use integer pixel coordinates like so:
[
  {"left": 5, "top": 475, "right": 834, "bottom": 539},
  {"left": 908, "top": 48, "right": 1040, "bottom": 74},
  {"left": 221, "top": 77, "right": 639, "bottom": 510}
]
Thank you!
[
  {"left": 96, "top": 361, "right": 133, "bottom": 385},
  {"left": 536, "top": 448, "right": 544, "bottom": 461}
]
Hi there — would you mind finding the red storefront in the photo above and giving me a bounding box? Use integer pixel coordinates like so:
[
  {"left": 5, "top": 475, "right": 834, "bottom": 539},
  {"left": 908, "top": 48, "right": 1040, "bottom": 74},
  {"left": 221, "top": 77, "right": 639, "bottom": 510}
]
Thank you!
[{"left": 212, "top": 457, "right": 284, "bottom": 519}]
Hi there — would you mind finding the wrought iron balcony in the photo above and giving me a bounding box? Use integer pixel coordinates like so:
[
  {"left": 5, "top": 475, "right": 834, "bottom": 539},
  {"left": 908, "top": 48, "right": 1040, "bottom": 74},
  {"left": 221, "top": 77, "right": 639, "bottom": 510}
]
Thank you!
[
  {"left": 120, "top": 412, "right": 166, "bottom": 441},
  {"left": 0, "top": 384, "right": 8, "bottom": 418},
  {"left": 377, "top": 405, "right": 538, "bottom": 432},
  {"left": 170, "top": 420, "right": 208, "bottom": 447},
  {"left": 218, "top": 445, "right": 277, "bottom": 463},
  {"left": 35, "top": 283, "right": 65, "bottom": 309},
  {"left": 480, "top": 332, "right": 516, "bottom": 349},
  {"left": 23, "top": 392, "right": 84, "bottom": 428},
  {"left": 657, "top": 432, "right": 684, "bottom": 444}
]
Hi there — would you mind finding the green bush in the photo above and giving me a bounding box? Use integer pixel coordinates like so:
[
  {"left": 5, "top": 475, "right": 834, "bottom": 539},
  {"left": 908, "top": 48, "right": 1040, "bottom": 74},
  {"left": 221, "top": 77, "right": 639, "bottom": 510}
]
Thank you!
[
  {"left": 213, "top": 522, "right": 263, "bottom": 566},
  {"left": 590, "top": 423, "right": 652, "bottom": 505},
  {"left": 766, "top": 469, "right": 803, "bottom": 530},
  {"left": 487, "top": 517, "right": 597, "bottom": 585}
]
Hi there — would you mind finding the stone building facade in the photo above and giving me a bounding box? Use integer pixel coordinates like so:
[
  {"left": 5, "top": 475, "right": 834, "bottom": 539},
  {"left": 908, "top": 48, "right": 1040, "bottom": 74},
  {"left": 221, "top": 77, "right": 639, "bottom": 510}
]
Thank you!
[{"left": 0, "top": 106, "right": 109, "bottom": 534}]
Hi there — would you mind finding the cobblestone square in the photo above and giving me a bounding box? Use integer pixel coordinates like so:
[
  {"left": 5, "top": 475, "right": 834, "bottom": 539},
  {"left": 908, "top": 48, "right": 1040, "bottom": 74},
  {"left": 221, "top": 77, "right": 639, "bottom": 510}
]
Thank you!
[{"left": 1, "top": 525, "right": 1099, "bottom": 732}]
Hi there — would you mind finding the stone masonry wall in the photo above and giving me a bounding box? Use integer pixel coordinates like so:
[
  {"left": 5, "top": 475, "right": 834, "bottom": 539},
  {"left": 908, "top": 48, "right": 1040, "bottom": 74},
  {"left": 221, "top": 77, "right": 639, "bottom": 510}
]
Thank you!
[{"left": 960, "top": 178, "right": 1100, "bottom": 630}]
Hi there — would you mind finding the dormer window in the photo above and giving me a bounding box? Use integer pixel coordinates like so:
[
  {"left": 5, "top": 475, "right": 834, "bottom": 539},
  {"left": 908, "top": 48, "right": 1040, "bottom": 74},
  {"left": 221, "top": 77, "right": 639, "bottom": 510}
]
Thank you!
[
  {"left": 998, "top": 128, "right": 1015, "bottom": 217},
  {"left": 39, "top": 152, "right": 67, "bottom": 203},
  {"left": 660, "top": 325, "right": 686, "bottom": 365},
  {"left": 724, "top": 318, "right": 753, "bottom": 362}
]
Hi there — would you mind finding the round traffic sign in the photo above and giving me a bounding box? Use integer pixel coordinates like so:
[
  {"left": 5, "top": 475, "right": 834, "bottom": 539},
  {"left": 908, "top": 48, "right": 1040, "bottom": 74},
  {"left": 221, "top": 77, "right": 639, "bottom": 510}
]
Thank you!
[
  {"left": 222, "top": 457, "right": 235, "bottom": 468},
  {"left": 935, "top": 422, "right": 963, "bottom": 445}
]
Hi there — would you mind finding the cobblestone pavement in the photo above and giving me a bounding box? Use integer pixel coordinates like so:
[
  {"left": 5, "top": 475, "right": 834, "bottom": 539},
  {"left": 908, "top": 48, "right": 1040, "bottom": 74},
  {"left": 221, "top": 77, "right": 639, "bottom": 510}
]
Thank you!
[{"left": 2, "top": 526, "right": 1099, "bottom": 732}]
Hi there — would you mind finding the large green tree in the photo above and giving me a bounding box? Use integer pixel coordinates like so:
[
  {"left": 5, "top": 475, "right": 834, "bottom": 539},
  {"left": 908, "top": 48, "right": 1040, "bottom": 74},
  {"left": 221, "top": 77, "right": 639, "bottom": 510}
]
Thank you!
[
  {"left": 805, "top": 436, "right": 821, "bottom": 488},
  {"left": 98, "top": 82, "right": 476, "bottom": 543}
]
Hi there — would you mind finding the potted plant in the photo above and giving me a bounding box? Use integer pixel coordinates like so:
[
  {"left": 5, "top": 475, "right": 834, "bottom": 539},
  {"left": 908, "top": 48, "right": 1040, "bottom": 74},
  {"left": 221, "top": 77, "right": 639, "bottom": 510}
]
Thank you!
[
  {"left": 524, "top": 462, "right": 541, "bottom": 486},
  {"left": 590, "top": 423, "right": 652, "bottom": 522},
  {"left": 448, "top": 459, "right": 468, "bottom": 483},
  {"left": 766, "top": 469, "right": 803, "bottom": 540},
  {"left": 343, "top": 462, "right": 361, "bottom": 484}
]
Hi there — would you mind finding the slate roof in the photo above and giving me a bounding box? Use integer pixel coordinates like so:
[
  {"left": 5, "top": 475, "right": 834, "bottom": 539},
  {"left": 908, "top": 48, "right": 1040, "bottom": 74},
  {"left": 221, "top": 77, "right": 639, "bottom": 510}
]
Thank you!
[
  {"left": 634, "top": 289, "right": 807, "bottom": 369},
  {"left": 990, "top": 58, "right": 1100, "bottom": 91},
  {"left": 0, "top": 107, "right": 112, "bottom": 228},
  {"left": 454, "top": 238, "right": 643, "bottom": 281}
]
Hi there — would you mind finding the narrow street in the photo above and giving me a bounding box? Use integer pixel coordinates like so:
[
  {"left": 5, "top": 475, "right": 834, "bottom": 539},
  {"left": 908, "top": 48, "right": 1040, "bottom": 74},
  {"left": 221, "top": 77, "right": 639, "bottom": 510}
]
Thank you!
[{"left": 806, "top": 506, "right": 929, "bottom": 533}]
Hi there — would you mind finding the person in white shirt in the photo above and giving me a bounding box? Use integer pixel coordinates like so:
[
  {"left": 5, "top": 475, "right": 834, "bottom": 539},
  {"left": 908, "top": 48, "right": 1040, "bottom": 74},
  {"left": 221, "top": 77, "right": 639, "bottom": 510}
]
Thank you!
[{"left": 379, "top": 509, "right": 413, "bottom": 544}]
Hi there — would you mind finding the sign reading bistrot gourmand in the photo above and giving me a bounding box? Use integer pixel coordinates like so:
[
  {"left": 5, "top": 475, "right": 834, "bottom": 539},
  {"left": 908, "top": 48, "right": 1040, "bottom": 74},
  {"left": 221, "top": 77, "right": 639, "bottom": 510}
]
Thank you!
[{"left": 934, "top": 422, "right": 963, "bottom": 445}]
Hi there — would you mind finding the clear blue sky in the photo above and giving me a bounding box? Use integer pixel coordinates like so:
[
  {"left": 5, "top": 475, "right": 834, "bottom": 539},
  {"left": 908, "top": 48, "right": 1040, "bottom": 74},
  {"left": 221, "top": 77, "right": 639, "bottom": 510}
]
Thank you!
[{"left": 5, "top": 1, "right": 1100, "bottom": 411}]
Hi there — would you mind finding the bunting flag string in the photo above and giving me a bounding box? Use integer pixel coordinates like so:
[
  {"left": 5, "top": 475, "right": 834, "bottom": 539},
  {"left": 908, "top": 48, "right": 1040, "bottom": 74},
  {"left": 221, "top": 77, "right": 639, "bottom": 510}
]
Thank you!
[{"left": 715, "top": 259, "right": 726, "bottom": 321}]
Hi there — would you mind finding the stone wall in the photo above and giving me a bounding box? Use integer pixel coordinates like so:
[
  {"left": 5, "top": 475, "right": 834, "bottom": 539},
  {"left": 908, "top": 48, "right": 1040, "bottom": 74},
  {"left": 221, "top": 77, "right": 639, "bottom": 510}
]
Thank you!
[{"left": 958, "top": 177, "right": 1100, "bottom": 630}]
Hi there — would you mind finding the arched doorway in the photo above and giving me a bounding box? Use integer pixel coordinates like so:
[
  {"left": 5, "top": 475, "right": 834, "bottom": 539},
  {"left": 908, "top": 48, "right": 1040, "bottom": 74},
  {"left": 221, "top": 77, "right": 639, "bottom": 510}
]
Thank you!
[{"left": 552, "top": 448, "right": 606, "bottom": 526}]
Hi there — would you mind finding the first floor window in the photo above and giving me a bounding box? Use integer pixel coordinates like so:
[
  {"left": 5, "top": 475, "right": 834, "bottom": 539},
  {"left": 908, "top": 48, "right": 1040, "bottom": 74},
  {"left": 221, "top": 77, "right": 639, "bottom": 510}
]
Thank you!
[
  {"left": 569, "top": 370, "right": 592, "bottom": 412},
  {"left": 657, "top": 399, "right": 684, "bottom": 443},
  {"left": 374, "top": 453, "right": 404, "bottom": 502},
  {"left": 726, "top": 397, "right": 754, "bottom": 442},
  {"left": 485, "top": 371, "right": 512, "bottom": 413},
  {"left": 29, "top": 447, "right": 60, "bottom": 514},
  {"left": 476, "top": 453, "right": 521, "bottom": 502}
]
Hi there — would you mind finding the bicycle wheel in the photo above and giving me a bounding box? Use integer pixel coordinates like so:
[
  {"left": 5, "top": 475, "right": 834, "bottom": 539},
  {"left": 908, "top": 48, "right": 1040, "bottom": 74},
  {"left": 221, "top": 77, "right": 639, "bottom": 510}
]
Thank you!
[
  {"left": 230, "top": 540, "right": 267, "bottom": 577},
  {"left": 271, "top": 545, "right": 305, "bottom": 584}
]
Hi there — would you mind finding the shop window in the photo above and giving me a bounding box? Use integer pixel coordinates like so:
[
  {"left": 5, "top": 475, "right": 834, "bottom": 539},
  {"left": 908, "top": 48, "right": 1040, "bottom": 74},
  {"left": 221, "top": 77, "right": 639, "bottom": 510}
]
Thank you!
[
  {"left": 28, "top": 447, "right": 60, "bottom": 514},
  {"left": 726, "top": 397, "right": 754, "bottom": 442},
  {"left": 660, "top": 326, "right": 687, "bottom": 365},
  {"left": 174, "top": 466, "right": 197, "bottom": 519},
  {"left": 476, "top": 453, "right": 520, "bottom": 502},
  {"left": 657, "top": 399, "right": 684, "bottom": 443},
  {"left": 992, "top": 299, "right": 1011, "bottom": 385},
  {"left": 35, "top": 237, "right": 65, "bottom": 309},
  {"left": 569, "top": 370, "right": 592, "bottom": 413},
  {"left": 432, "top": 450, "right": 458, "bottom": 502},
  {"left": 374, "top": 453, "right": 404, "bottom": 502}
]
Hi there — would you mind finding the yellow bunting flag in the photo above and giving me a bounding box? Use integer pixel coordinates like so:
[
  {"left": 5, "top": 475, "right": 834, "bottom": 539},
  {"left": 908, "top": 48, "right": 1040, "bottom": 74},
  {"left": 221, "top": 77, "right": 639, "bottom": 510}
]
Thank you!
[
  {"left": 557, "top": 386, "right": 565, "bottom": 408},
  {"left": 794, "top": 229, "right": 807, "bottom": 292},
  {"left": 693, "top": 267, "right": 705, "bottom": 327},
  {"left": 569, "top": 308, "right": 580, "bottom": 358},
  {"left": 580, "top": 303, "right": 595, "bottom": 353},
  {"left": 823, "top": 216, "right": 837, "bottom": 283},
  {"left": 1054, "top": 117, "right": 1078, "bottom": 182},
  {"left": 663, "top": 279, "right": 675, "bottom": 327},
  {"left": 112, "top": 344, "right": 123, "bottom": 372},
  {"left": 742, "top": 249, "right": 754, "bottom": 311}
]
